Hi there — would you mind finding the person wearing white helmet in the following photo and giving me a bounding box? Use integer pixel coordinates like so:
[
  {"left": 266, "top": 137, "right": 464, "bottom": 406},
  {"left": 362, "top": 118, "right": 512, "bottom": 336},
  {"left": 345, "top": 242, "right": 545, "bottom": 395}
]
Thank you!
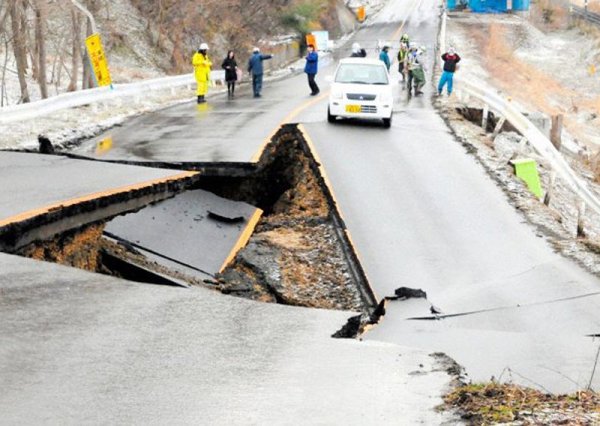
[
  {"left": 247, "top": 46, "right": 273, "bottom": 98},
  {"left": 350, "top": 42, "right": 367, "bottom": 58},
  {"left": 192, "top": 43, "right": 212, "bottom": 104},
  {"left": 409, "top": 46, "right": 426, "bottom": 96},
  {"left": 397, "top": 41, "right": 409, "bottom": 83}
]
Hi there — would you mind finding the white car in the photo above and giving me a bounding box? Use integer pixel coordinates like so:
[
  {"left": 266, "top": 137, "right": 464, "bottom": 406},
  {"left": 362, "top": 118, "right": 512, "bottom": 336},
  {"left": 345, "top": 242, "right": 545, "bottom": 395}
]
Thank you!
[{"left": 327, "top": 58, "right": 394, "bottom": 128}]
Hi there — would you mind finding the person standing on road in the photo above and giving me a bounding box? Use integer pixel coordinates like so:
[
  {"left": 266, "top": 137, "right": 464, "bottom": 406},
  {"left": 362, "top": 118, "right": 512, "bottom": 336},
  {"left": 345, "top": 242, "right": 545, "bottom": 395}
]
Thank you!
[
  {"left": 192, "top": 43, "right": 212, "bottom": 104},
  {"left": 397, "top": 42, "right": 409, "bottom": 83},
  {"left": 222, "top": 50, "right": 238, "bottom": 99},
  {"left": 350, "top": 42, "right": 367, "bottom": 57},
  {"left": 304, "top": 44, "right": 320, "bottom": 96},
  {"left": 408, "top": 46, "right": 426, "bottom": 96},
  {"left": 406, "top": 46, "right": 417, "bottom": 92},
  {"left": 379, "top": 44, "right": 391, "bottom": 71},
  {"left": 247, "top": 47, "right": 273, "bottom": 98},
  {"left": 437, "top": 47, "right": 461, "bottom": 96}
]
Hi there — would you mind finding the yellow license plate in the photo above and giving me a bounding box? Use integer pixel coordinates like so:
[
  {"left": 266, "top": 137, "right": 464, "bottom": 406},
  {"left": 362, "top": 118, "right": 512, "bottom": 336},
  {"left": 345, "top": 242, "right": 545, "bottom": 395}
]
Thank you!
[{"left": 345, "top": 104, "right": 361, "bottom": 113}]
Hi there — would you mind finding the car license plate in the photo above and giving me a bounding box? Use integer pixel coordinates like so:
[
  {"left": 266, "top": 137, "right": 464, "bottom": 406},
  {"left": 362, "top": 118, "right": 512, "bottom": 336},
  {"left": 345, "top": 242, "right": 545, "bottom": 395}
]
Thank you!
[{"left": 345, "top": 104, "right": 361, "bottom": 113}]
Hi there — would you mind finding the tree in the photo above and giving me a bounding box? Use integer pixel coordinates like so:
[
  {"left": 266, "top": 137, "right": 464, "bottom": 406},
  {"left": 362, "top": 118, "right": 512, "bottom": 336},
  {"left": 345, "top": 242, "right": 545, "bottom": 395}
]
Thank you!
[
  {"left": 33, "top": 0, "right": 48, "bottom": 99},
  {"left": 0, "top": 3, "right": 10, "bottom": 105},
  {"left": 67, "top": 5, "right": 81, "bottom": 92},
  {"left": 8, "top": 0, "right": 30, "bottom": 103}
]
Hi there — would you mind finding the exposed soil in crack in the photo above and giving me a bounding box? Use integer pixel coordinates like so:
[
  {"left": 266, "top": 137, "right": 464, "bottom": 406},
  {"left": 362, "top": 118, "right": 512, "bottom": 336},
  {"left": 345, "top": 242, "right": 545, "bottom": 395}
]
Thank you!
[
  {"left": 205, "top": 128, "right": 369, "bottom": 311},
  {"left": 18, "top": 223, "right": 105, "bottom": 272}
]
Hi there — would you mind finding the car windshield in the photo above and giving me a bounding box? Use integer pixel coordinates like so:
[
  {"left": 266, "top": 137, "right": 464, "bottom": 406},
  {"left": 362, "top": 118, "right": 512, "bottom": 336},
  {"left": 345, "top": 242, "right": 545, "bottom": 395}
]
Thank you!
[{"left": 334, "top": 63, "right": 389, "bottom": 85}]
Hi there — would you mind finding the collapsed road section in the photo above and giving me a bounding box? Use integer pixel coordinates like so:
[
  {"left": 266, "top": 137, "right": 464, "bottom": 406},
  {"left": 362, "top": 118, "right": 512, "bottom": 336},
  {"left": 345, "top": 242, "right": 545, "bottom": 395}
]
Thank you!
[{"left": 1, "top": 125, "right": 377, "bottom": 313}]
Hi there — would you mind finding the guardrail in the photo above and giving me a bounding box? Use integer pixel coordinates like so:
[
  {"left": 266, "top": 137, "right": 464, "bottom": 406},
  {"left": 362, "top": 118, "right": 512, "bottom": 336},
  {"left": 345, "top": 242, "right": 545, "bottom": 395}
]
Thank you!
[
  {"left": 454, "top": 77, "right": 600, "bottom": 216},
  {"left": 0, "top": 70, "right": 226, "bottom": 125},
  {"left": 440, "top": 12, "right": 600, "bottom": 216},
  {"left": 571, "top": 4, "right": 600, "bottom": 26}
]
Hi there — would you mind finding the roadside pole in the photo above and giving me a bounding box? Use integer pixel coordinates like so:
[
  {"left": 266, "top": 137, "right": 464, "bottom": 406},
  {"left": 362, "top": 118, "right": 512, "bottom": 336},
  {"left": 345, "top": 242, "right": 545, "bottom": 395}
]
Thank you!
[{"left": 70, "top": 0, "right": 113, "bottom": 89}]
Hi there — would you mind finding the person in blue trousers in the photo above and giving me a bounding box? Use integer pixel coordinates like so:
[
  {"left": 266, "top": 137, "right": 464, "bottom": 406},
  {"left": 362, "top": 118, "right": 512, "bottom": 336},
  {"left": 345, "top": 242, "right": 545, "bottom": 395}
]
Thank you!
[
  {"left": 379, "top": 44, "right": 391, "bottom": 71},
  {"left": 247, "top": 47, "right": 273, "bottom": 98},
  {"left": 304, "top": 44, "right": 320, "bottom": 96},
  {"left": 438, "top": 47, "right": 461, "bottom": 96}
]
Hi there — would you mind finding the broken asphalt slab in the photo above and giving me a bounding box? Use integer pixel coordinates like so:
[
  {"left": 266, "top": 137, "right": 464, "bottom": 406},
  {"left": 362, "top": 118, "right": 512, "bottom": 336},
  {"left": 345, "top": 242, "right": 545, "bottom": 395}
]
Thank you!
[
  {"left": 104, "top": 189, "right": 262, "bottom": 279},
  {"left": 0, "top": 151, "right": 196, "bottom": 251},
  {"left": 0, "top": 253, "right": 460, "bottom": 424}
]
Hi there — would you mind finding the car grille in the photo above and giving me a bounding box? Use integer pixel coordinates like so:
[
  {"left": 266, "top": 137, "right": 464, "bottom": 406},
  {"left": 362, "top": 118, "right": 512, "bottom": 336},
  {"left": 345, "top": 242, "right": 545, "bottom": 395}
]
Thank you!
[
  {"left": 361, "top": 105, "right": 378, "bottom": 114},
  {"left": 347, "top": 93, "right": 377, "bottom": 101}
]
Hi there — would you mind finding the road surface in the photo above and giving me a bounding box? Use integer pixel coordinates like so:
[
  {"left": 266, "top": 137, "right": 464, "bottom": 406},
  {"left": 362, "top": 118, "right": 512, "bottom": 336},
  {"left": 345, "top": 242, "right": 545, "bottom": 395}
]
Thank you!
[
  {"left": 0, "top": 1, "right": 464, "bottom": 423},
  {"left": 0, "top": 253, "right": 455, "bottom": 424},
  {"left": 67, "top": 0, "right": 600, "bottom": 392}
]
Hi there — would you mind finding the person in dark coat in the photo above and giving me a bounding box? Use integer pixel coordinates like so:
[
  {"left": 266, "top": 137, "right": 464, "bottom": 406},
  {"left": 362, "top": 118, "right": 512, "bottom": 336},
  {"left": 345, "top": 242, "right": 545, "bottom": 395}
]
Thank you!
[
  {"left": 247, "top": 47, "right": 273, "bottom": 98},
  {"left": 304, "top": 44, "right": 320, "bottom": 96},
  {"left": 222, "top": 50, "right": 238, "bottom": 98},
  {"left": 437, "top": 47, "right": 461, "bottom": 96},
  {"left": 350, "top": 42, "right": 367, "bottom": 57},
  {"left": 379, "top": 45, "right": 391, "bottom": 71}
]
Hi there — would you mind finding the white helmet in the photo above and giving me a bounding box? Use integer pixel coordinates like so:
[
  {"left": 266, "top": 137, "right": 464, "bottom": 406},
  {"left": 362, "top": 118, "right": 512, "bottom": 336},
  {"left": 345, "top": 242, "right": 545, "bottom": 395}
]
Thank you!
[
  {"left": 253, "top": 46, "right": 260, "bottom": 53},
  {"left": 352, "top": 42, "right": 360, "bottom": 53},
  {"left": 199, "top": 43, "right": 209, "bottom": 50}
]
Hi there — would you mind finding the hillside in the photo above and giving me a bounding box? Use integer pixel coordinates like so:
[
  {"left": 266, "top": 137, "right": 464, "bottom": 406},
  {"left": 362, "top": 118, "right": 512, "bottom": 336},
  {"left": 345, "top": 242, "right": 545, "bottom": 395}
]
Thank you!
[{"left": 0, "top": 0, "right": 355, "bottom": 106}]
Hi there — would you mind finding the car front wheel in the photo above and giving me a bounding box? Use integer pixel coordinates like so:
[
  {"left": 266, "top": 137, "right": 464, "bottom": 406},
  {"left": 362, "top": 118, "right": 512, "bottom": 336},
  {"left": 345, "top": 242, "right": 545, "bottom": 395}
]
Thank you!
[
  {"left": 382, "top": 116, "right": 392, "bottom": 128},
  {"left": 327, "top": 107, "right": 336, "bottom": 123}
]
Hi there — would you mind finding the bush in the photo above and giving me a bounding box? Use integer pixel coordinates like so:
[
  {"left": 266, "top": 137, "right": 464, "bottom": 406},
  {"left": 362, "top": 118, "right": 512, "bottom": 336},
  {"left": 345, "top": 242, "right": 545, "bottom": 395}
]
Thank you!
[{"left": 280, "top": 0, "right": 327, "bottom": 36}]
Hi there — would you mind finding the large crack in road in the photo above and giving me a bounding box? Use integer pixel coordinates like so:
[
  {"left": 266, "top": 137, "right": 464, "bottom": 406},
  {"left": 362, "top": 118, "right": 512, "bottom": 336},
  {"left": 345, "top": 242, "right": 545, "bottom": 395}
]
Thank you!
[{"left": 5, "top": 124, "right": 377, "bottom": 319}]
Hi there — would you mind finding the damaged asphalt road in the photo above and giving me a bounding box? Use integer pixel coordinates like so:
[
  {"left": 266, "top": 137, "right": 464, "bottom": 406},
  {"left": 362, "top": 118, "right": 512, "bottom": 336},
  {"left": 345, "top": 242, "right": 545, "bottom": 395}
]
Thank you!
[
  {"left": 3, "top": 0, "right": 600, "bottom": 422},
  {"left": 0, "top": 1, "right": 469, "bottom": 423}
]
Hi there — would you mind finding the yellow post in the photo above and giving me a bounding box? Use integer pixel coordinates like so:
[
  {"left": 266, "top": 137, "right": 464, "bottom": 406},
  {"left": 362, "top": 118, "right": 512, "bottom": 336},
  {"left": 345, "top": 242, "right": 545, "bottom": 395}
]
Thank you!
[
  {"left": 85, "top": 33, "right": 112, "bottom": 87},
  {"left": 357, "top": 6, "right": 366, "bottom": 22}
]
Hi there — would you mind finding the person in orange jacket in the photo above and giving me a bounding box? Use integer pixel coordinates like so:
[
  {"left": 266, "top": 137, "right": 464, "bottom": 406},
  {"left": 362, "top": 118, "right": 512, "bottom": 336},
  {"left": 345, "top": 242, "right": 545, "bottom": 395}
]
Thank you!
[{"left": 192, "top": 43, "right": 212, "bottom": 104}]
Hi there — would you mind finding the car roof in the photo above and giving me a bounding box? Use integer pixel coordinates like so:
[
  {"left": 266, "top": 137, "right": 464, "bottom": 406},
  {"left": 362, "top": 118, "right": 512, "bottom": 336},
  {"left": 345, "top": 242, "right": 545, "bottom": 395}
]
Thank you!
[{"left": 338, "top": 58, "right": 385, "bottom": 66}]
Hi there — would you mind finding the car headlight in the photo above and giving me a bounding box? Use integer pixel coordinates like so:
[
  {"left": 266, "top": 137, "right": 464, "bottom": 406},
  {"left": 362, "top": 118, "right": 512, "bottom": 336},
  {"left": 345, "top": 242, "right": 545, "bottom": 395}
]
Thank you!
[
  {"left": 331, "top": 89, "right": 343, "bottom": 100},
  {"left": 381, "top": 92, "right": 393, "bottom": 103}
]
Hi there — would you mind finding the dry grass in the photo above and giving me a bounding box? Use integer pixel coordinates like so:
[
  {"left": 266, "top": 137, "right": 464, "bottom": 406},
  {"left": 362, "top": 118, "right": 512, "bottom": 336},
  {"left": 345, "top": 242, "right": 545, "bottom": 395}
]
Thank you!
[
  {"left": 589, "top": 1, "right": 600, "bottom": 14},
  {"left": 470, "top": 22, "right": 600, "bottom": 157},
  {"left": 530, "top": 0, "right": 570, "bottom": 29},
  {"left": 477, "top": 23, "right": 570, "bottom": 115},
  {"left": 445, "top": 382, "right": 600, "bottom": 424},
  {"left": 590, "top": 151, "right": 600, "bottom": 183}
]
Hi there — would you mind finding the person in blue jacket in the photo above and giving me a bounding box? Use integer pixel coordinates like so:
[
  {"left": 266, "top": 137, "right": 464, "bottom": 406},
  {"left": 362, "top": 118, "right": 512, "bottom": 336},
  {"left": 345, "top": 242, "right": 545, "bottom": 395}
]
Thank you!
[
  {"left": 304, "top": 44, "right": 320, "bottom": 96},
  {"left": 379, "top": 44, "right": 391, "bottom": 71},
  {"left": 247, "top": 47, "right": 273, "bottom": 98}
]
